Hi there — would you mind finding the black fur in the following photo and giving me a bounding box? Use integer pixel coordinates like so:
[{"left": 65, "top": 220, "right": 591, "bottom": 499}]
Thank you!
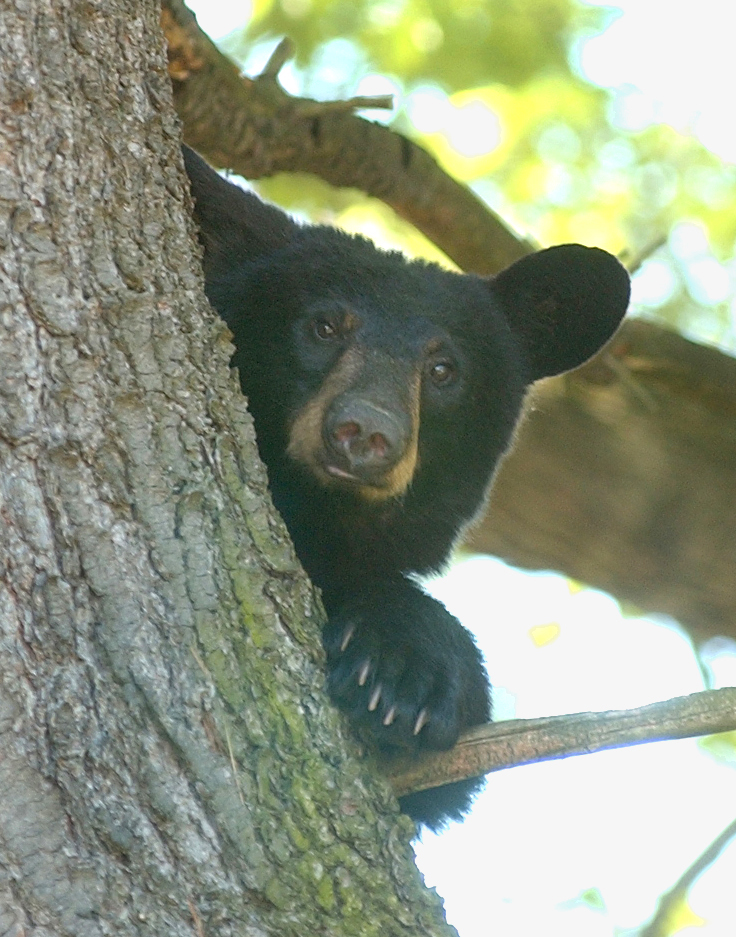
[{"left": 183, "top": 145, "right": 630, "bottom": 829}]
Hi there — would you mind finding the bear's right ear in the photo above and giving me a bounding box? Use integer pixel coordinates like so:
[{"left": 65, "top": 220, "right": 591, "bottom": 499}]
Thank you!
[
  {"left": 490, "top": 244, "right": 630, "bottom": 382},
  {"left": 182, "top": 145, "right": 298, "bottom": 278}
]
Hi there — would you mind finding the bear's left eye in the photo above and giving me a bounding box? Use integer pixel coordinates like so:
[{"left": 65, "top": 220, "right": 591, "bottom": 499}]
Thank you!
[
  {"left": 428, "top": 360, "right": 455, "bottom": 386},
  {"left": 314, "top": 320, "right": 338, "bottom": 341}
]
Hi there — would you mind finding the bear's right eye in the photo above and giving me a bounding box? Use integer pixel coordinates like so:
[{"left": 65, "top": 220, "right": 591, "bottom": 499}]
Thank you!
[
  {"left": 314, "top": 320, "right": 338, "bottom": 341},
  {"left": 428, "top": 360, "right": 456, "bottom": 386}
]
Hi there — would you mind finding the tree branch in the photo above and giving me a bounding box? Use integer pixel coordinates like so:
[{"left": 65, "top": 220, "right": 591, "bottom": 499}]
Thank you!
[
  {"left": 469, "top": 318, "right": 736, "bottom": 644},
  {"left": 638, "top": 815, "right": 736, "bottom": 937},
  {"left": 160, "top": 0, "right": 532, "bottom": 275},
  {"left": 384, "top": 688, "right": 736, "bottom": 797},
  {"left": 259, "top": 36, "right": 395, "bottom": 112}
]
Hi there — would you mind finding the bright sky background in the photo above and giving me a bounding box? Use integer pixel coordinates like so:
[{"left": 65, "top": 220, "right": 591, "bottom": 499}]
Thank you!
[
  {"left": 418, "top": 558, "right": 736, "bottom": 937},
  {"left": 185, "top": 1, "right": 736, "bottom": 933},
  {"left": 578, "top": 0, "right": 736, "bottom": 164}
]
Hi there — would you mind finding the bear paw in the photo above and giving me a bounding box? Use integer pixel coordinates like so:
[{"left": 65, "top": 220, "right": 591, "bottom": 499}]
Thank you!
[{"left": 322, "top": 580, "right": 490, "bottom": 753}]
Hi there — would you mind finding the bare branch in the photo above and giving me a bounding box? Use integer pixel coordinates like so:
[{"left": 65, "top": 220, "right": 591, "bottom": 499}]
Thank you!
[
  {"left": 261, "top": 36, "right": 295, "bottom": 78},
  {"left": 639, "top": 815, "right": 736, "bottom": 937},
  {"left": 470, "top": 318, "right": 736, "bottom": 645},
  {"left": 627, "top": 235, "right": 667, "bottom": 275},
  {"left": 298, "top": 95, "right": 396, "bottom": 116},
  {"left": 258, "top": 37, "right": 394, "bottom": 112},
  {"left": 160, "top": 0, "right": 532, "bottom": 275},
  {"left": 385, "top": 688, "right": 736, "bottom": 797}
]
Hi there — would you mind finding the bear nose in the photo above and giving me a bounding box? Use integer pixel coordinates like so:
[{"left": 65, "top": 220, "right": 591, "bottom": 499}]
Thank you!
[{"left": 325, "top": 400, "right": 406, "bottom": 477}]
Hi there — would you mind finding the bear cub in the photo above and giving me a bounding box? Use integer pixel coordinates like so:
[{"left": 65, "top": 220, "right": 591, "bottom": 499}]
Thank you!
[{"left": 183, "top": 145, "right": 630, "bottom": 830}]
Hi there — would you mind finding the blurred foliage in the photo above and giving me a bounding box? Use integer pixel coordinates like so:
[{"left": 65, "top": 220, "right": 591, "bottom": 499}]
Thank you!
[
  {"left": 215, "top": 0, "right": 736, "bottom": 351},
  {"left": 700, "top": 730, "right": 736, "bottom": 769},
  {"left": 656, "top": 895, "right": 707, "bottom": 935},
  {"left": 562, "top": 886, "right": 607, "bottom": 912},
  {"left": 243, "top": 0, "right": 608, "bottom": 90},
  {"left": 215, "top": 0, "right": 736, "bottom": 350}
]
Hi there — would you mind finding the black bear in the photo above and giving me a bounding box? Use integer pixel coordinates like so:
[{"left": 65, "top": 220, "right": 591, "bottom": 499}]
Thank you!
[{"left": 183, "top": 145, "right": 630, "bottom": 830}]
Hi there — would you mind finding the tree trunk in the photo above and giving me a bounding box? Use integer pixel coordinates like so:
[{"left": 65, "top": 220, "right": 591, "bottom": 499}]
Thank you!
[{"left": 0, "top": 3, "right": 453, "bottom": 934}]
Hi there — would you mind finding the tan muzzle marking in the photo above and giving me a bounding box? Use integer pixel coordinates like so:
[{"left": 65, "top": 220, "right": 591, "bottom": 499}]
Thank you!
[{"left": 287, "top": 347, "right": 420, "bottom": 500}]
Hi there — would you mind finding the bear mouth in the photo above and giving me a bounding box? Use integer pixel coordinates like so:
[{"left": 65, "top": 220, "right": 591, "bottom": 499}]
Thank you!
[
  {"left": 324, "top": 464, "right": 361, "bottom": 482},
  {"left": 322, "top": 460, "right": 391, "bottom": 490}
]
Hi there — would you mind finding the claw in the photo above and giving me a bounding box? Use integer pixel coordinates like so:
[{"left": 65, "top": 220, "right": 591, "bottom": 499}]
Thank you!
[
  {"left": 383, "top": 705, "right": 397, "bottom": 726},
  {"left": 357, "top": 660, "right": 371, "bottom": 687},
  {"left": 368, "top": 684, "right": 382, "bottom": 712},
  {"left": 340, "top": 624, "right": 355, "bottom": 652},
  {"left": 413, "top": 708, "right": 429, "bottom": 735}
]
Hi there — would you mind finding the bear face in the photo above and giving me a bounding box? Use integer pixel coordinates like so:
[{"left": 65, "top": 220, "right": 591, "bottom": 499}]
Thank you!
[
  {"left": 183, "top": 145, "right": 630, "bottom": 829},
  {"left": 205, "top": 231, "right": 532, "bottom": 574}
]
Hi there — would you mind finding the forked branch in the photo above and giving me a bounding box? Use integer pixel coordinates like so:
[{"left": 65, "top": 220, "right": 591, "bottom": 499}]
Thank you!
[{"left": 161, "top": 0, "right": 532, "bottom": 275}]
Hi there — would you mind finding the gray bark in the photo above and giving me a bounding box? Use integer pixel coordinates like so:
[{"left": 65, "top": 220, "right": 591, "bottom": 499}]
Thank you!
[{"left": 0, "top": 3, "right": 453, "bottom": 934}]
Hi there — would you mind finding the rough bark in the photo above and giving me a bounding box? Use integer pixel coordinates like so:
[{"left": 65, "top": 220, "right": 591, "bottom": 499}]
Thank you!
[
  {"left": 0, "top": 3, "right": 454, "bottom": 934},
  {"left": 161, "top": 1, "right": 736, "bottom": 645}
]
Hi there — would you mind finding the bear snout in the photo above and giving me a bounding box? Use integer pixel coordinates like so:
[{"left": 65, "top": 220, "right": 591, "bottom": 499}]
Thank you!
[{"left": 324, "top": 397, "right": 408, "bottom": 484}]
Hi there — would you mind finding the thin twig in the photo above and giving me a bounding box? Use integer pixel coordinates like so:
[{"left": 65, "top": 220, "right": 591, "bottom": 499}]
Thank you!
[
  {"left": 627, "top": 236, "right": 667, "bottom": 276},
  {"left": 188, "top": 897, "right": 206, "bottom": 937},
  {"left": 638, "top": 815, "right": 736, "bottom": 937},
  {"left": 260, "top": 37, "right": 295, "bottom": 79},
  {"left": 295, "top": 95, "right": 395, "bottom": 118},
  {"left": 600, "top": 350, "right": 659, "bottom": 412}
]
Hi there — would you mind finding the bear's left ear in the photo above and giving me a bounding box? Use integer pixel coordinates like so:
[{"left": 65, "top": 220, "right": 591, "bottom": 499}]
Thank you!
[
  {"left": 490, "top": 244, "right": 630, "bottom": 381},
  {"left": 182, "top": 144, "right": 299, "bottom": 279}
]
